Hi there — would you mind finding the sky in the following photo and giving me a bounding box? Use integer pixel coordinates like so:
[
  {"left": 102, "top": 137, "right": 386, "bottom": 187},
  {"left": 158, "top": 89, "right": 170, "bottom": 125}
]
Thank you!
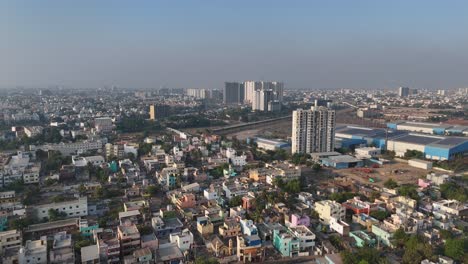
[{"left": 2, "top": 0, "right": 468, "bottom": 90}]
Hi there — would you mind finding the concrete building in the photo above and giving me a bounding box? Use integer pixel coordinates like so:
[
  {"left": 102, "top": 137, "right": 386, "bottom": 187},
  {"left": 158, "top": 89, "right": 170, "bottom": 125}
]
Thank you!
[
  {"left": 117, "top": 224, "right": 141, "bottom": 257},
  {"left": 254, "top": 137, "right": 290, "bottom": 151},
  {"left": 149, "top": 105, "right": 155, "bottom": 120},
  {"left": 186, "top": 88, "right": 207, "bottom": 99},
  {"left": 355, "top": 147, "right": 381, "bottom": 159},
  {"left": 196, "top": 216, "right": 214, "bottom": 236},
  {"left": 244, "top": 81, "right": 284, "bottom": 105},
  {"left": 219, "top": 217, "right": 241, "bottom": 238},
  {"left": 273, "top": 228, "right": 300, "bottom": 257},
  {"left": 94, "top": 117, "right": 113, "bottom": 133},
  {"left": 314, "top": 200, "right": 345, "bottom": 225},
  {"left": 224, "top": 82, "right": 244, "bottom": 104},
  {"left": 398, "top": 86, "right": 410, "bottom": 97},
  {"left": 169, "top": 229, "right": 194, "bottom": 252},
  {"left": 236, "top": 235, "right": 264, "bottom": 263},
  {"left": 80, "top": 244, "right": 99, "bottom": 264},
  {"left": 292, "top": 106, "right": 336, "bottom": 154},
  {"left": 50, "top": 232, "right": 74, "bottom": 264},
  {"left": 320, "top": 155, "right": 363, "bottom": 169},
  {"left": 18, "top": 236, "right": 47, "bottom": 264},
  {"left": 0, "top": 229, "right": 22, "bottom": 255},
  {"left": 32, "top": 197, "right": 88, "bottom": 221}
]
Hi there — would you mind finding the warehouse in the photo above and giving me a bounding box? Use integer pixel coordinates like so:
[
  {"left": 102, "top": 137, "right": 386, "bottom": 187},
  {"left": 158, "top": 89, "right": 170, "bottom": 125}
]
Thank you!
[
  {"left": 254, "top": 137, "right": 291, "bottom": 151},
  {"left": 387, "top": 134, "right": 468, "bottom": 161},
  {"left": 335, "top": 125, "right": 406, "bottom": 149},
  {"left": 320, "top": 155, "right": 363, "bottom": 169},
  {"left": 387, "top": 121, "right": 451, "bottom": 135}
]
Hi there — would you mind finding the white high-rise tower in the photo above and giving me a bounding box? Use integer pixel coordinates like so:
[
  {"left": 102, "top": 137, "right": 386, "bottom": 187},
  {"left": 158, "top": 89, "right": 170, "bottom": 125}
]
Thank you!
[{"left": 291, "top": 106, "right": 336, "bottom": 154}]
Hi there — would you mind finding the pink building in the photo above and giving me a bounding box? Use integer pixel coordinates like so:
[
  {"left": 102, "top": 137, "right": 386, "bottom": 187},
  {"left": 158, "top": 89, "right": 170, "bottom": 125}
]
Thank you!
[
  {"left": 176, "top": 193, "right": 196, "bottom": 209},
  {"left": 289, "top": 214, "right": 310, "bottom": 227},
  {"left": 418, "top": 178, "right": 431, "bottom": 189}
]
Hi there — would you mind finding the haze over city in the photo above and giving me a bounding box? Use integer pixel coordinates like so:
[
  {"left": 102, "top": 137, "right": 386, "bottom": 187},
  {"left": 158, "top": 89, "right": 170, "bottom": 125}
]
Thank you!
[
  {"left": 0, "top": 2, "right": 467, "bottom": 264},
  {"left": 2, "top": 0, "right": 468, "bottom": 90}
]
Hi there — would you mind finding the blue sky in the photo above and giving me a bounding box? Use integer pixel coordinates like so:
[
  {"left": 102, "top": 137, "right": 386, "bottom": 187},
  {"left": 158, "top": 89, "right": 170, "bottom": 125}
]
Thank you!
[{"left": 2, "top": 0, "right": 468, "bottom": 89}]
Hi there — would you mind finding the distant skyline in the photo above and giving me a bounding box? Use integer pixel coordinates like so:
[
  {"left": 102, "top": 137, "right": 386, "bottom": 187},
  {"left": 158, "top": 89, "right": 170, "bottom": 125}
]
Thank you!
[{"left": 2, "top": 0, "right": 468, "bottom": 90}]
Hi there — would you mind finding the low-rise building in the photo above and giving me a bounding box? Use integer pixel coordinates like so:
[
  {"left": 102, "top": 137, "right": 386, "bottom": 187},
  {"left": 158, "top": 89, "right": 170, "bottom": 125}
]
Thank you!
[
  {"left": 315, "top": 200, "right": 346, "bottom": 225},
  {"left": 169, "top": 229, "right": 193, "bottom": 252},
  {"left": 219, "top": 217, "right": 241, "bottom": 238},
  {"left": 80, "top": 244, "right": 99, "bottom": 264},
  {"left": 32, "top": 197, "right": 88, "bottom": 221},
  {"left": 117, "top": 224, "right": 141, "bottom": 257},
  {"left": 18, "top": 236, "right": 47, "bottom": 264},
  {"left": 50, "top": 232, "right": 74, "bottom": 264},
  {"left": 0, "top": 229, "right": 22, "bottom": 255},
  {"left": 196, "top": 216, "right": 214, "bottom": 236},
  {"left": 236, "top": 235, "right": 264, "bottom": 263},
  {"left": 273, "top": 228, "right": 301, "bottom": 257}
]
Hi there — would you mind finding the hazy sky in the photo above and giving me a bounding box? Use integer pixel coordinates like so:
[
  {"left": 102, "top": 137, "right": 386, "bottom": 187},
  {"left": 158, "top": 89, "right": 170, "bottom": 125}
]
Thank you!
[{"left": 2, "top": 0, "right": 468, "bottom": 90}]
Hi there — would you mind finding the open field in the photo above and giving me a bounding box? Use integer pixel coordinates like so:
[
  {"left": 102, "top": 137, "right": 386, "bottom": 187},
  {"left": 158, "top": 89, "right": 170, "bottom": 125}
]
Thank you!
[{"left": 336, "top": 161, "right": 433, "bottom": 187}]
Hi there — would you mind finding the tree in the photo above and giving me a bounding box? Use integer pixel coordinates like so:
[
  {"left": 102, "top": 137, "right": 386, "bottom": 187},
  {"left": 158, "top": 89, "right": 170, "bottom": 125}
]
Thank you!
[
  {"left": 369, "top": 210, "right": 391, "bottom": 221},
  {"left": 392, "top": 227, "right": 409, "bottom": 248},
  {"left": 48, "top": 209, "right": 67, "bottom": 221},
  {"left": 404, "top": 150, "right": 424, "bottom": 159},
  {"left": 195, "top": 257, "right": 219, "bottom": 264},
  {"left": 229, "top": 196, "right": 243, "bottom": 207},
  {"left": 341, "top": 246, "right": 386, "bottom": 264},
  {"left": 369, "top": 191, "right": 381, "bottom": 202},
  {"left": 402, "top": 235, "right": 434, "bottom": 264},
  {"left": 444, "top": 238, "right": 466, "bottom": 262},
  {"left": 397, "top": 184, "right": 419, "bottom": 200},
  {"left": 312, "top": 163, "right": 322, "bottom": 171},
  {"left": 384, "top": 178, "right": 398, "bottom": 189},
  {"left": 439, "top": 182, "right": 467, "bottom": 202},
  {"left": 146, "top": 185, "right": 159, "bottom": 197}
]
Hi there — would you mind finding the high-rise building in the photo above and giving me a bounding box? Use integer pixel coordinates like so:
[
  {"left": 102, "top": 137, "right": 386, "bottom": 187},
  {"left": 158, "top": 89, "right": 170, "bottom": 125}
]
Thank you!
[
  {"left": 245, "top": 81, "right": 284, "bottom": 111},
  {"left": 223, "top": 82, "right": 244, "bottom": 104},
  {"left": 291, "top": 106, "right": 336, "bottom": 154},
  {"left": 186, "top": 88, "right": 207, "bottom": 99},
  {"left": 244, "top": 81, "right": 263, "bottom": 104},
  {"left": 252, "top": 90, "right": 273, "bottom": 111},
  {"left": 398, "top": 87, "right": 410, "bottom": 97},
  {"left": 149, "top": 105, "right": 155, "bottom": 120}
]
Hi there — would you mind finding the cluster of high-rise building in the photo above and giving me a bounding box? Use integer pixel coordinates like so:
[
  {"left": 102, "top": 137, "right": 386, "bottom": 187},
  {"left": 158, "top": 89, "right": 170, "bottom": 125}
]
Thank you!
[{"left": 223, "top": 81, "right": 284, "bottom": 111}]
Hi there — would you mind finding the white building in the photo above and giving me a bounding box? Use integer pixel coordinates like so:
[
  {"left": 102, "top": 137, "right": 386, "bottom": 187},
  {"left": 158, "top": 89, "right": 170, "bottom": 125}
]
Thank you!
[
  {"left": 239, "top": 219, "right": 258, "bottom": 236},
  {"left": 169, "top": 229, "right": 194, "bottom": 252},
  {"left": 18, "top": 236, "right": 47, "bottom": 264},
  {"left": 355, "top": 147, "right": 381, "bottom": 159},
  {"left": 186, "top": 88, "right": 207, "bottom": 99},
  {"left": 244, "top": 81, "right": 283, "bottom": 106},
  {"left": 289, "top": 225, "right": 316, "bottom": 251},
  {"left": 204, "top": 185, "right": 219, "bottom": 200},
  {"left": 292, "top": 106, "right": 336, "bottom": 154},
  {"left": 0, "top": 229, "right": 22, "bottom": 255},
  {"left": 314, "top": 200, "right": 345, "bottom": 225},
  {"left": 32, "top": 197, "right": 88, "bottom": 220},
  {"left": 50, "top": 232, "right": 74, "bottom": 264},
  {"left": 72, "top": 155, "right": 105, "bottom": 167},
  {"left": 329, "top": 217, "right": 350, "bottom": 236}
]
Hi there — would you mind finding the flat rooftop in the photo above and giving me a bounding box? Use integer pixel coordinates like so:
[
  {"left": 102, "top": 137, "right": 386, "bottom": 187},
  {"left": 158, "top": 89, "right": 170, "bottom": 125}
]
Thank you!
[{"left": 390, "top": 134, "right": 443, "bottom": 145}]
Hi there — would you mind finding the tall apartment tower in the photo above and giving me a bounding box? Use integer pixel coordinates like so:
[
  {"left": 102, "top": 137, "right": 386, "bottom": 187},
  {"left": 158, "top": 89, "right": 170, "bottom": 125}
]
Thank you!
[
  {"left": 223, "top": 82, "right": 245, "bottom": 104},
  {"left": 149, "top": 105, "right": 155, "bottom": 120},
  {"left": 398, "top": 87, "right": 410, "bottom": 97},
  {"left": 245, "top": 81, "right": 283, "bottom": 111},
  {"left": 291, "top": 106, "right": 336, "bottom": 154}
]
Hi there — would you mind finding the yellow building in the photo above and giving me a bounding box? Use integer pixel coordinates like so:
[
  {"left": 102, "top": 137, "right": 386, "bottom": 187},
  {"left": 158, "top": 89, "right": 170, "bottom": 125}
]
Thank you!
[{"left": 149, "top": 105, "right": 155, "bottom": 120}]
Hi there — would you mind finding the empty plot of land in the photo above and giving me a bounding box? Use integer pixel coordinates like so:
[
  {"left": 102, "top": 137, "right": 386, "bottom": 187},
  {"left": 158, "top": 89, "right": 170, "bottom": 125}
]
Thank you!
[{"left": 337, "top": 161, "right": 432, "bottom": 187}]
